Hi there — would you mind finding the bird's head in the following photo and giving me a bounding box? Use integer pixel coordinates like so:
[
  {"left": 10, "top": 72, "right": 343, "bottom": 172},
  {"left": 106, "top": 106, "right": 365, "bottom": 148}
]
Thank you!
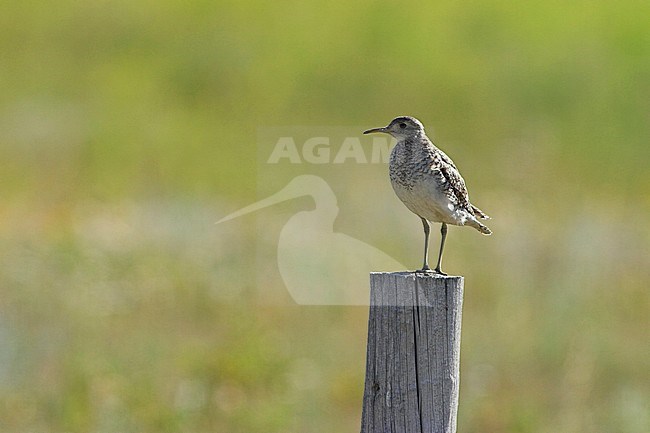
[{"left": 363, "top": 116, "right": 425, "bottom": 140}]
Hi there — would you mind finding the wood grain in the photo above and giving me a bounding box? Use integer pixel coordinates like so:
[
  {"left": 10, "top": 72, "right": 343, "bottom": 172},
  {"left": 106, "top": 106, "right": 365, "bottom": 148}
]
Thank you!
[{"left": 360, "top": 272, "right": 464, "bottom": 433}]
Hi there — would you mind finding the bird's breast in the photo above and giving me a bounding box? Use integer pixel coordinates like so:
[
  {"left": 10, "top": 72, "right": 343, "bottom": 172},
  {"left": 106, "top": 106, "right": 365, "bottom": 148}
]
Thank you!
[
  {"left": 389, "top": 142, "right": 457, "bottom": 223},
  {"left": 388, "top": 140, "right": 438, "bottom": 190}
]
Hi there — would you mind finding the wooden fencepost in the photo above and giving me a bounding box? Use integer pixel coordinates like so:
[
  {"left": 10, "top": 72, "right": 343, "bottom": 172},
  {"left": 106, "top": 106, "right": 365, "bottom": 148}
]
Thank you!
[{"left": 360, "top": 272, "right": 464, "bottom": 433}]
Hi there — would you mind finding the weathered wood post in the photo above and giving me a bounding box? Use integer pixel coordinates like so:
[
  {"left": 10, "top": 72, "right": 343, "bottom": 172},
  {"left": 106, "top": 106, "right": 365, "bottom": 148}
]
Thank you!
[{"left": 360, "top": 272, "right": 464, "bottom": 433}]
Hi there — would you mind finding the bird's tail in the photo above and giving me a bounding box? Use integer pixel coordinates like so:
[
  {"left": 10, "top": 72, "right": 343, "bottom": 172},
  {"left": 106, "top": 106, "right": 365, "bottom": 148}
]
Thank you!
[
  {"left": 467, "top": 217, "right": 492, "bottom": 235},
  {"left": 471, "top": 204, "right": 490, "bottom": 220},
  {"left": 476, "top": 222, "right": 492, "bottom": 235}
]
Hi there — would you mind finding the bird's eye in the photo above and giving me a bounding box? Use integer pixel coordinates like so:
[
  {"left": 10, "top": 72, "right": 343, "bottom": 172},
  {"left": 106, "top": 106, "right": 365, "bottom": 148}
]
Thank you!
[{"left": 399, "top": 123, "right": 407, "bottom": 129}]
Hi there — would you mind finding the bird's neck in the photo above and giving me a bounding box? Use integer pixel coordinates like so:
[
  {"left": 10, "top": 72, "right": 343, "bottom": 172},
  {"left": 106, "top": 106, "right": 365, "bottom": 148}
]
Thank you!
[{"left": 399, "top": 133, "right": 432, "bottom": 149}]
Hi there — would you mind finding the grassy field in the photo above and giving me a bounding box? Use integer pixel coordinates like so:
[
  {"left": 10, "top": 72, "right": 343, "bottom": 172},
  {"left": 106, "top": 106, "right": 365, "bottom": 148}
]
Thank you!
[{"left": 1, "top": 1, "right": 649, "bottom": 432}]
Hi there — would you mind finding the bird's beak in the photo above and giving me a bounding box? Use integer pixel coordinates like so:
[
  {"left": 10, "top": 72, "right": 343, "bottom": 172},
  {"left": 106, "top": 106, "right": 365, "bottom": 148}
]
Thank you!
[{"left": 363, "top": 126, "right": 389, "bottom": 135}]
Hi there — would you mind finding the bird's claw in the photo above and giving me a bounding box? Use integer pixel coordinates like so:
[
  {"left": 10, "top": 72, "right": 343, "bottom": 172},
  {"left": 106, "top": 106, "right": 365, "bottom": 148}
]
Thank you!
[
  {"left": 433, "top": 265, "right": 447, "bottom": 276},
  {"left": 415, "top": 267, "right": 447, "bottom": 276}
]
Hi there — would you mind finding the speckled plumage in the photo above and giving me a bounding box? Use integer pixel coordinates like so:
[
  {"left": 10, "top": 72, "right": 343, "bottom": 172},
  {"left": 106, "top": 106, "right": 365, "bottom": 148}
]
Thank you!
[
  {"left": 388, "top": 120, "right": 491, "bottom": 234},
  {"left": 364, "top": 116, "right": 491, "bottom": 273}
]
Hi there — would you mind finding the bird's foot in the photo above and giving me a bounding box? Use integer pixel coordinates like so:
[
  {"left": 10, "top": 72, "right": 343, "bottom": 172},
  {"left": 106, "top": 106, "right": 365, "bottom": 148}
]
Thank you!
[
  {"left": 416, "top": 266, "right": 434, "bottom": 274},
  {"left": 415, "top": 267, "right": 447, "bottom": 276},
  {"left": 433, "top": 267, "right": 447, "bottom": 276},
  {"left": 416, "top": 265, "right": 447, "bottom": 276}
]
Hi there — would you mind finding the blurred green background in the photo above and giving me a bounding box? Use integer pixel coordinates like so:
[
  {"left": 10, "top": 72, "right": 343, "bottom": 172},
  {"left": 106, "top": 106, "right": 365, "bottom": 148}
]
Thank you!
[{"left": 1, "top": 1, "right": 649, "bottom": 432}]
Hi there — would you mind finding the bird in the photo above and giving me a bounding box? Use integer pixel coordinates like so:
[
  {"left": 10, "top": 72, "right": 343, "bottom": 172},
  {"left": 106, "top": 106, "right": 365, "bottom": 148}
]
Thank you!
[
  {"left": 216, "top": 175, "right": 406, "bottom": 304},
  {"left": 364, "top": 116, "right": 491, "bottom": 275}
]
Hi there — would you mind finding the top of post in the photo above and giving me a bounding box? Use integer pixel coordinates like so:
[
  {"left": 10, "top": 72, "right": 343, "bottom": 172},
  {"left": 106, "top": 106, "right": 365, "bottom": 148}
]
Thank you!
[
  {"left": 369, "top": 272, "right": 464, "bottom": 307},
  {"left": 370, "top": 271, "right": 462, "bottom": 280}
]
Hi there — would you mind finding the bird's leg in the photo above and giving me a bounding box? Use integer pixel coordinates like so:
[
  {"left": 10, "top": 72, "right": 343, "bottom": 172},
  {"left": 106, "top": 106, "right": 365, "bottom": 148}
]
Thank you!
[
  {"left": 417, "top": 217, "right": 432, "bottom": 272},
  {"left": 434, "top": 223, "right": 448, "bottom": 275}
]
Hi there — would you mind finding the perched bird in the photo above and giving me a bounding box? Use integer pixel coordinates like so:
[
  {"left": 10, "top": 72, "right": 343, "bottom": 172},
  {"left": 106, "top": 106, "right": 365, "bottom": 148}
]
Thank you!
[{"left": 364, "top": 116, "right": 491, "bottom": 275}]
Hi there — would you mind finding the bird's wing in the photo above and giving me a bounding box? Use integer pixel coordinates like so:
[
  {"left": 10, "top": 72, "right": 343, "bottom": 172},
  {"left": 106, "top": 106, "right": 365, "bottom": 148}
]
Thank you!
[
  {"left": 436, "top": 150, "right": 490, "bottom": 218},
  {"left": 435, "top": 150, "right": 473, "bottom": 212}
]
